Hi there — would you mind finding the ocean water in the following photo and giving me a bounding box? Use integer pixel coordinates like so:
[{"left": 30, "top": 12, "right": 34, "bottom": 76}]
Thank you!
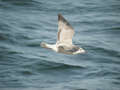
[{"left": 0, "top": 0, "right": 120, "bottom": 90}]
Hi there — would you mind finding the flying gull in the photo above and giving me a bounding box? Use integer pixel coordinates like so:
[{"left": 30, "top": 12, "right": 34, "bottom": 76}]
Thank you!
[{"left": 41, "top": 14, "right": 85, "bottom": 55}]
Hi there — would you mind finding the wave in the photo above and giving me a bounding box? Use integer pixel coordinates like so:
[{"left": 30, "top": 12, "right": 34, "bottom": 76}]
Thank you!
[{"left": 21, "top": 58, "right": 86, "bottom": 72}]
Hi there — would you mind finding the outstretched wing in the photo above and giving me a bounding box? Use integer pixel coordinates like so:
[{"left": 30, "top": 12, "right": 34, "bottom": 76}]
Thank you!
[{"left": 57, "top": 14, "right": 74, "bottom": 45}]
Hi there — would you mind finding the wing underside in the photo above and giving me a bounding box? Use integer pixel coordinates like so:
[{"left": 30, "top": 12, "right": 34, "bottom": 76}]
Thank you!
[{"left": 57, "top": 14, "right": 74, "bottom": 45}]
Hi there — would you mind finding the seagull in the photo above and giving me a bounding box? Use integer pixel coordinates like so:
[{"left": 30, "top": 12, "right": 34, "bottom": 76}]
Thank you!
[{"left": 40, "top": 14, "right": 85, "bottom": 55}]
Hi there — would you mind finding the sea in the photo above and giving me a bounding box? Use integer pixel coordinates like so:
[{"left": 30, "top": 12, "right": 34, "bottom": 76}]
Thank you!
[{"left": 0, "top": 0, "right": 120, "bottom": 90}]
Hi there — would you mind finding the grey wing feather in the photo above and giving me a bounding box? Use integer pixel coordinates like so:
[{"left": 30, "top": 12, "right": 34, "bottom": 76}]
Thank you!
[
  {"left": 58, "top": 45, "right": 79, "bottom": 54},
  {"left": 57, "top": 14, "right": 74, "bottom": 45},
  {"left": 66, "top": 46, "right": 79, "bottom": 52}
]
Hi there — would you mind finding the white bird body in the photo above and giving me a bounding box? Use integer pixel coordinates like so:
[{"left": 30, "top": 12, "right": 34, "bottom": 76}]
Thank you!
[{"left": 41, "top": 14, "right": 85, "bottom": 55}]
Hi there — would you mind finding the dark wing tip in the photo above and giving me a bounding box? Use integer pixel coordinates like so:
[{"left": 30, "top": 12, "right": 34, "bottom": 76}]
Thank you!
[
  {"left": 58, "top": 13, "right": 73, "bottom": 29},
  {"left": 58, "top": 13, "right": 62, "bottom": 17},
  {"left": 58, "top": 13, "right": 69, "bottom": 24},
  {"left": 58, "top": 13, "right": 63, "bottom": 21}
]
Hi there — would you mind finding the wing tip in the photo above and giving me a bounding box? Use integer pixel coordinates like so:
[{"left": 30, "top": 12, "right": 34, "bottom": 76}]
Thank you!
[
  {"left": 58, "top": 13, "right": 63, "bottom": 21},
  {"left": 58, "top": 13, "right": 74, "bottom": 29}
]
